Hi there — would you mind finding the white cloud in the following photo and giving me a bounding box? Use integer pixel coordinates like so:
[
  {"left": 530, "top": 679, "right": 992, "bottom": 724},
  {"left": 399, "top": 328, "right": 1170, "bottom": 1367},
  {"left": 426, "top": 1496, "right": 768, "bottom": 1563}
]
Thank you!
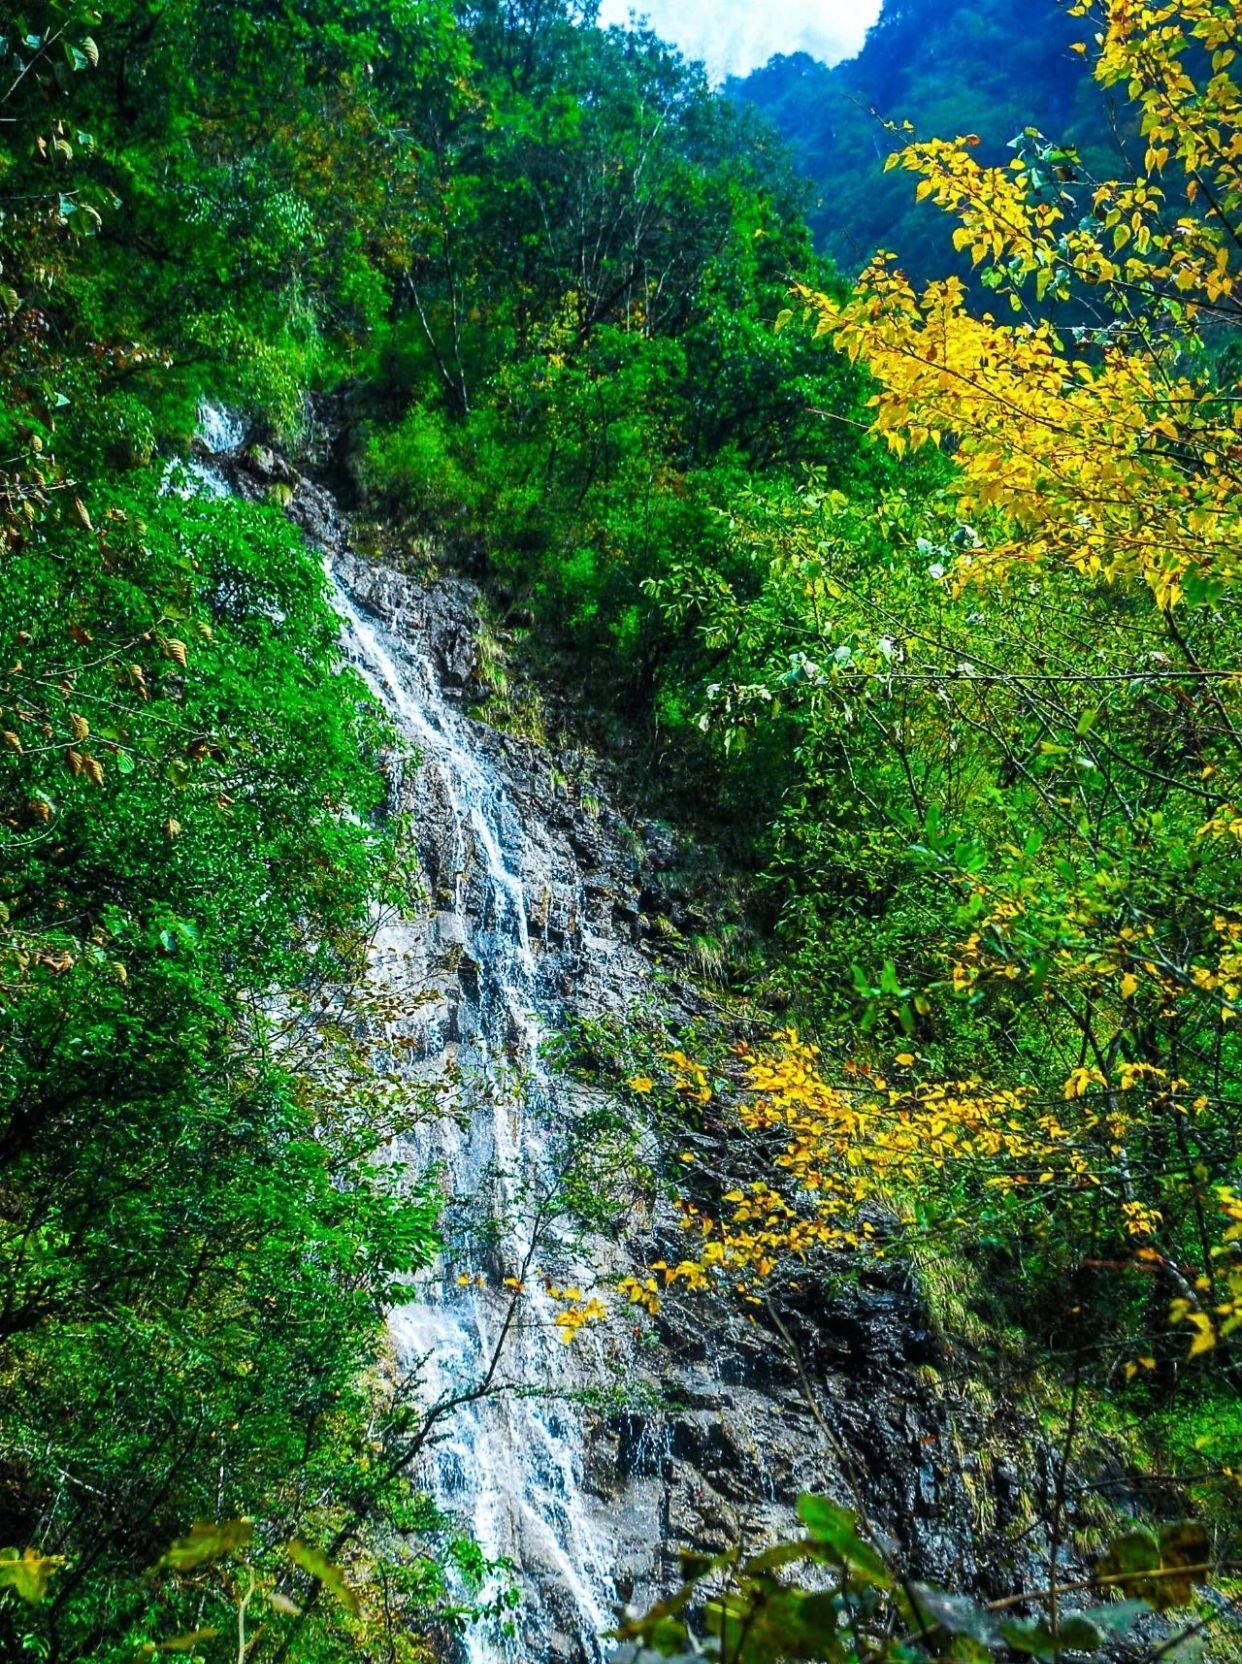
[{"left": 596, "top": 0, "right": 882, "bottom": 81}]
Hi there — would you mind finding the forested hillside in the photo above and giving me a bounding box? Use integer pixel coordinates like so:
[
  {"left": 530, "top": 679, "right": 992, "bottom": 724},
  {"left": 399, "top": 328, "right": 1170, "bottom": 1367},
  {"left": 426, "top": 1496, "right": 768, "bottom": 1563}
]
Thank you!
[
  {"left": 1, "top": 0, "right": 1240, "bottom": 1660},
  {"left": 729, "top": 0, "right": 1117, "bottom": 279}
]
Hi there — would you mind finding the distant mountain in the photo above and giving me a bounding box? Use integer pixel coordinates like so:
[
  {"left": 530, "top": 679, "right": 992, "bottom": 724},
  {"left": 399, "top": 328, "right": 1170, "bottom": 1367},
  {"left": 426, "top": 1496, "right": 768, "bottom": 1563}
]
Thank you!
[{"left": 727, "top": 0, "right": 1120, "bottom": 283}]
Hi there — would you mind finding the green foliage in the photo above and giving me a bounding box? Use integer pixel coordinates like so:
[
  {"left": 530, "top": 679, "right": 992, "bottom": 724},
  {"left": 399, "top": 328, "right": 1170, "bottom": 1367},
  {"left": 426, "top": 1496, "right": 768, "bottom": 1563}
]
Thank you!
[
  {"left": 0, "top": 6, "right": 476, "bottom": 1654},
  {"left": 0, "top": 470, "right": 451, "bottom": 1658},
  {"left": 2, "top": 1514, "right": 415, "bottom": 1658},
  {"left": 349, "top": 10, "right": 900, "bottom": 711},
  {"left": 614, "top": 1495, "right": 1209, "bottom": 1664}
]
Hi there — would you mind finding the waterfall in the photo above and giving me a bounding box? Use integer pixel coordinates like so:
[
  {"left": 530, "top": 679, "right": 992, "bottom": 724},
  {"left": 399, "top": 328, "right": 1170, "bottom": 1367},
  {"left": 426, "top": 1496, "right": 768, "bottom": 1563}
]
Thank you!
[
  {"left": 174, "top": 408, "right": 1056, "bottom": 1664},
  {"left": 191, "top": 411, "right": 627, "bottom": 1662},
  {"left": 331, "top": 581, "right": 617, "bottom": 1664}
]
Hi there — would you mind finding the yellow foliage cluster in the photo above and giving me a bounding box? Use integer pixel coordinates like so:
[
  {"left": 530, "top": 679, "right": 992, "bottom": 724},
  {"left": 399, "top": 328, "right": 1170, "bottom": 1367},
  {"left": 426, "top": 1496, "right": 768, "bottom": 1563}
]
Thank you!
[
  {"left": 455, "top": 1270, "right": 607, "bottom": 1345},
  {"left": 651, "top": 1034, "right": 1174, "bottom": 1291},
  {"left": 793, "top": 0, "right": 1242, "bottom": 611},
  {"left": 1163, "top": 1185, "right": 1242, "bottom": 1356},
  {"left": 641, "top": 1036, "right": 1234, "bottom": 1359},
  {"left": 1205, "top": 1185, "right": 1242, "bottom": 1346},
  {"left": 801, "top": 256, "right": 1240, "bottom": 609},
  {"left": 951, "top": 883, "right": 1242, "bottom": 1028},
  {"left": 544, "top": 1283, "right": 607, "bottom": 1344},
  {"left": 617, "top": 1273, "right": 662, "bottom": 1316}
]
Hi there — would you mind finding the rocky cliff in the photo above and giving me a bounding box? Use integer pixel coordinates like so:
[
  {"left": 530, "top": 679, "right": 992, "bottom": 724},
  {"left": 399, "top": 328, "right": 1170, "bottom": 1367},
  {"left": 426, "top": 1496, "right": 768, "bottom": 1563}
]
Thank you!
[{"left": 212, "top": 431, "right": 1133, "bottom": 1664}]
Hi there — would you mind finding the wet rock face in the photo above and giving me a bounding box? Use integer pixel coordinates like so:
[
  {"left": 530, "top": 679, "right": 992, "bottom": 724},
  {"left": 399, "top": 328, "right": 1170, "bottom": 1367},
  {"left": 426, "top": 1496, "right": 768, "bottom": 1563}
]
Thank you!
[
  {"left": 583, "top": 1293, "right": 979, "bottom": 1620},
  {"left": 327, "top": 557, "right": 1073, "bottom": 1651},
  {"left": 216, "top": 443, "right": 1078, "bottom": 1662}
]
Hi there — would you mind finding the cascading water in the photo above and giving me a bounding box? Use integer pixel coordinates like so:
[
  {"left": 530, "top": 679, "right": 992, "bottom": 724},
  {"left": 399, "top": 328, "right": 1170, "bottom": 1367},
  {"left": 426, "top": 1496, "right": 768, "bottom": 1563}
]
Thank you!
[
  {"left": 330, "top": 582, "right": 618, "bottom": 1663},
  {"left": 192, "top": 409, "right": 629, "bottom": 1662}
]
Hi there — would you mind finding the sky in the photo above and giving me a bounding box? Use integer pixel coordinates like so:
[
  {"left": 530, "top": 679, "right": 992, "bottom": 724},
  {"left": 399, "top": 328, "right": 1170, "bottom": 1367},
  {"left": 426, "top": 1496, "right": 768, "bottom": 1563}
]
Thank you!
[{"left": 595, "top": 0, "right": 883, "bottom": 82}]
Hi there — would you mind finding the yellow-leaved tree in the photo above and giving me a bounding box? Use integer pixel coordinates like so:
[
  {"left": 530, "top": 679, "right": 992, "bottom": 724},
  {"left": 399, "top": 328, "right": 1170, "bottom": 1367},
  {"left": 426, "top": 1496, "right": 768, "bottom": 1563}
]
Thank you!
[
  {"left": 627, "top": 0, "right": 1241, "bottom": 1373},
  {"left": 810, "top": 0, "right": 1242, "bottom": 611}
]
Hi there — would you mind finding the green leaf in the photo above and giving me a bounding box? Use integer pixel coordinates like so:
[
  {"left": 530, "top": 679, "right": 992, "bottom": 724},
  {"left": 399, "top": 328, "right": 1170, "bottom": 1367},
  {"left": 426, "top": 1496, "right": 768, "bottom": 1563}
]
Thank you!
[
  {"left": 286, "top": 1539, "right": 360, "bottom": 1614},
  {"left": 743, "top": 1540, "right": 823, "bottom": 1576},
  {"left": 1056, "top": 1615, "right": 1106, "bottom": 1651},
  {"left": 643, "top": 1615, "right": 695, "bottom": 1656},
  {"left": 1073, "top": 1600, "right": 1149, "bottom": 1635},
  {"left": 154, "top": 1519, "right": 252, "bottom": 1574},
  {"left": 795, "top": 1496, "right": 890, "bottom": 1587},
  {"left": 709, "top": 1584, "right": 841, "bottom": 1664},
  {"left": 906, "top": 1582, "right": 996, "bottom": 1644},
  {"left": 1000, "top": 1613, "right": 1106, "bottom": 1656}
]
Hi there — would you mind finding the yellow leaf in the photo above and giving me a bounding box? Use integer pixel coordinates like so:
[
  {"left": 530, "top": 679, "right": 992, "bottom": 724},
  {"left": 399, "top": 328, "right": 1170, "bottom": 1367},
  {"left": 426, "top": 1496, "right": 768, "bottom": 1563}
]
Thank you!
[
  {"left": 0, "top": 1548, "right": 65, "bottom": 1604},
  {"left": 1121, "top": 972, "right": 1139, "bottom": 999},
  {"left": 154, "top": 1519, "right": 252, "bottom": 1574},
  {"left": 1186, "top": 1313, "right": 1217, "bottom": 1356},
  {"left": 138, "top": 1630, "right": 222, "bottom": 1656}
]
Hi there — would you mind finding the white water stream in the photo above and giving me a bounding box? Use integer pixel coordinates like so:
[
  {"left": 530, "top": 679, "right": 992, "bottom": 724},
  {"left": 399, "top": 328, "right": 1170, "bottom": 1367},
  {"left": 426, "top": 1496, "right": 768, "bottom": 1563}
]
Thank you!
[
  {"left": 332, "top": 585, "right": 616, "bottom": 1663},
  {"left": 194, "top": 411, "right": 621, "bottom": 1662}
]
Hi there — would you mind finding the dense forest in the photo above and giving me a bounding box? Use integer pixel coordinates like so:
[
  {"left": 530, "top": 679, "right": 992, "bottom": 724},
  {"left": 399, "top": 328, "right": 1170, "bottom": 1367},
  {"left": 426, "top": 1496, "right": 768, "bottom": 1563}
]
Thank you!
[{"left": 0, "top": 0, "right": 1239, "bottom": 1660}]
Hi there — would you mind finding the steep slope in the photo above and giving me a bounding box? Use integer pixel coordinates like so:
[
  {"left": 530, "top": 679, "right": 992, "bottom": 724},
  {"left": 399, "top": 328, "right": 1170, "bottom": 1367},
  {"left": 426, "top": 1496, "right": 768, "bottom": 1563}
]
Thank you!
[{"left": 214, "top": 431, "right": 1148, "bottom": 1664}]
